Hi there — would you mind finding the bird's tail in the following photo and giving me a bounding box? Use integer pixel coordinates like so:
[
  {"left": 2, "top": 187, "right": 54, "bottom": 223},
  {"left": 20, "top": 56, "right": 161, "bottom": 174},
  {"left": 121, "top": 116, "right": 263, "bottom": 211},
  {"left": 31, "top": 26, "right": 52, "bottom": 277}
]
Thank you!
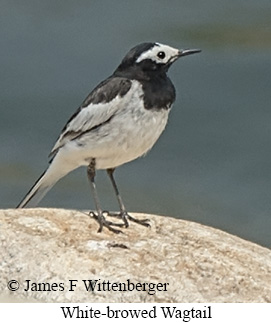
[
  {"left": 17, "top": 154, "right": 76, "bottom": 208},
  {"left": 17, "top": 169, "right": 55, "bottom": 208}
]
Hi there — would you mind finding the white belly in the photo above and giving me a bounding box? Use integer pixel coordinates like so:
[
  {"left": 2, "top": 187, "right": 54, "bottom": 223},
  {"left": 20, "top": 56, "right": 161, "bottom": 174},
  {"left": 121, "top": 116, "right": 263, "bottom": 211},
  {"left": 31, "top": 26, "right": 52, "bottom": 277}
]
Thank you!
[
  {"left": 95, "top": 106, "right": 169, "bottom": 169},
  {"left": 60, "top": 81, "right": 171, "bottom": 170}
]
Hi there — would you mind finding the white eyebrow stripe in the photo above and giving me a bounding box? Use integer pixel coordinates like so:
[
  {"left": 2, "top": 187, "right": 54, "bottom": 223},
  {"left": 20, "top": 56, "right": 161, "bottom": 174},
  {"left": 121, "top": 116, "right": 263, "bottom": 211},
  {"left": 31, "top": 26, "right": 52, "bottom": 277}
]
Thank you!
[
  {"left": 136, "top": 43, "right": 180, "bottom": 64},
  {"left": 136, "top": 46, "right": 157, "bottom": 63}
]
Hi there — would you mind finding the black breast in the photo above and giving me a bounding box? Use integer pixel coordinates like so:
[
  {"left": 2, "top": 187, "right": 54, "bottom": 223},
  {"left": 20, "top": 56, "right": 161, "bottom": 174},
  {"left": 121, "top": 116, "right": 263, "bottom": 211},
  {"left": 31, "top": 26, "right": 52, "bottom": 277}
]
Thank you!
[{"left": 141, "top": 75, "right": 176, "bottom": 110}]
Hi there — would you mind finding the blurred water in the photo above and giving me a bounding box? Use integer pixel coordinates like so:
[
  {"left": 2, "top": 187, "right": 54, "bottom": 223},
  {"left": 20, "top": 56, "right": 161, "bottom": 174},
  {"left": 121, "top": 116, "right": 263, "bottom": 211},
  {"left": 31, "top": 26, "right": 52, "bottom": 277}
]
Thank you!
[{"left": 1, "top": 0, "right": 271, "bottom": 247}]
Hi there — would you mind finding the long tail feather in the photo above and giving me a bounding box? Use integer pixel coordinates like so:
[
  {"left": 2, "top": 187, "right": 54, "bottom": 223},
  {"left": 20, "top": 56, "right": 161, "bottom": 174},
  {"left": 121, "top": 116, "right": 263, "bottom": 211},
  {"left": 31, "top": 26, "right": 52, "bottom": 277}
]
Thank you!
[
  {"left": 17, "top": 168, "right": 57, "bottom": 208},
  {"left": 17, "top": 146, "right": 80, "bottom": 208},
  {"left": 17, "top": 151, "right": 76, "bottom": 208}
]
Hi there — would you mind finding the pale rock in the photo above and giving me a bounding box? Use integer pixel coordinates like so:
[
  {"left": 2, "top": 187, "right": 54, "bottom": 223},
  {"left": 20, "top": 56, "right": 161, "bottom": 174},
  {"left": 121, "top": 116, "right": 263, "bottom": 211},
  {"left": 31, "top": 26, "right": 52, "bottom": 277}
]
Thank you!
[{"left": 0, "top": 208, "right": 270, "bottom": 302}]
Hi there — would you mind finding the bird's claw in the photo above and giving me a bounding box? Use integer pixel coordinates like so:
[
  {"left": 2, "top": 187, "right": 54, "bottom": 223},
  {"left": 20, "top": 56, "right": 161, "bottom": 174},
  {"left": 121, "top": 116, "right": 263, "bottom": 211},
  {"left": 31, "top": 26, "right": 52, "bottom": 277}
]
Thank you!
[
  {"left": 89, "top": 211, "right": 125, "bottom": 234},
  {"left": 105, "top": 211, "right": 151, "bottom": 228}
]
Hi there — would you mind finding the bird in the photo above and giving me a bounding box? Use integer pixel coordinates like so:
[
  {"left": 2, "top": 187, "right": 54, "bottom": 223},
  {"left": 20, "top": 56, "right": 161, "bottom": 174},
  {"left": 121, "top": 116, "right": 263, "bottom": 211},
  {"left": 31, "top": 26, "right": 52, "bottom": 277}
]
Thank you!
[{"left": 17, "top": 42, "right": 200, "bottom": 233}]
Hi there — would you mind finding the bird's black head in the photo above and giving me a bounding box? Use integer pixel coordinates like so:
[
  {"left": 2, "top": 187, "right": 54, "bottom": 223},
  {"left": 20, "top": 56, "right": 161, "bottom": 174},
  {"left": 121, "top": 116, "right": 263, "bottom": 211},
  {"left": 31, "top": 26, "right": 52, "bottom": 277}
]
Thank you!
[{"left": 114, "top": 42, "right": 200, "bottom": 79}]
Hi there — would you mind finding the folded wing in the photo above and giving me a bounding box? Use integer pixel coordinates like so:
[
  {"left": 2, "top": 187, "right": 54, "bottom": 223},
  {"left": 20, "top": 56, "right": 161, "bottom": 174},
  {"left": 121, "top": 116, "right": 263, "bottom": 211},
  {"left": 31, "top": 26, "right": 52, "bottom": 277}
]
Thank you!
[{"left": 49, "top": 77, "right": 132, "bottom": 159}]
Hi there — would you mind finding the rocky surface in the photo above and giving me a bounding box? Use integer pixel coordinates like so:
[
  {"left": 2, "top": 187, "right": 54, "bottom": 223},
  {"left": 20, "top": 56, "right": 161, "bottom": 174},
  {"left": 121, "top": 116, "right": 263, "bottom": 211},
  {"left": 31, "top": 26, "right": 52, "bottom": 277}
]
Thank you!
[{"left": 0, "top": 208, "right": 270, "bottom": 302}]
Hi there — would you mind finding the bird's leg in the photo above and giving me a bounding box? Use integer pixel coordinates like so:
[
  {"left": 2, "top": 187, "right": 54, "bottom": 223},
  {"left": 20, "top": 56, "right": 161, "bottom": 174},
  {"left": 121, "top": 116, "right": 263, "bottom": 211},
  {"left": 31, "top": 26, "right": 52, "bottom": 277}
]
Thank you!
[
  {"left": 87, "top": 159, "right": 124, "bottom": 233},
  {"left": 106, "top": 168, "right": 150, "bottom": 228}
]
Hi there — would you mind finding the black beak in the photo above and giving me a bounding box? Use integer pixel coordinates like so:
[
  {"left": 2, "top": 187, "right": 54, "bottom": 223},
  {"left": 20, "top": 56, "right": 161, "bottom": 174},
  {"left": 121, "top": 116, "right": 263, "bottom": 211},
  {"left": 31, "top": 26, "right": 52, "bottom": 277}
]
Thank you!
[
  {"left": 167, "top": 48, "right": 201, "bottom": 68},
  {"left": 178, "top": 49, "right": 201, "bottom": 57}
]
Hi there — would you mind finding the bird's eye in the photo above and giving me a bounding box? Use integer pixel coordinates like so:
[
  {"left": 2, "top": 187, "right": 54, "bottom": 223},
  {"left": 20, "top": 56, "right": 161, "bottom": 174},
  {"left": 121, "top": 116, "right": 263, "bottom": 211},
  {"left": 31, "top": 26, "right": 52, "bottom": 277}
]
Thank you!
[{"left": 157, "top": 51, "right": 166, "bottom": 59}]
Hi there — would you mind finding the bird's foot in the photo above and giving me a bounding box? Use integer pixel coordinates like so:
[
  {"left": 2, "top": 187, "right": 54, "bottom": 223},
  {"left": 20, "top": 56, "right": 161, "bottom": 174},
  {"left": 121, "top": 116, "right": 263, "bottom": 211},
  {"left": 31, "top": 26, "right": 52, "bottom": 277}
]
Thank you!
[
  {"left": 105, "top": 211, "right": 150, "bottom": 228},
  {"left": 89, "top": 211, "right": 125, "bottom": 234}
]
